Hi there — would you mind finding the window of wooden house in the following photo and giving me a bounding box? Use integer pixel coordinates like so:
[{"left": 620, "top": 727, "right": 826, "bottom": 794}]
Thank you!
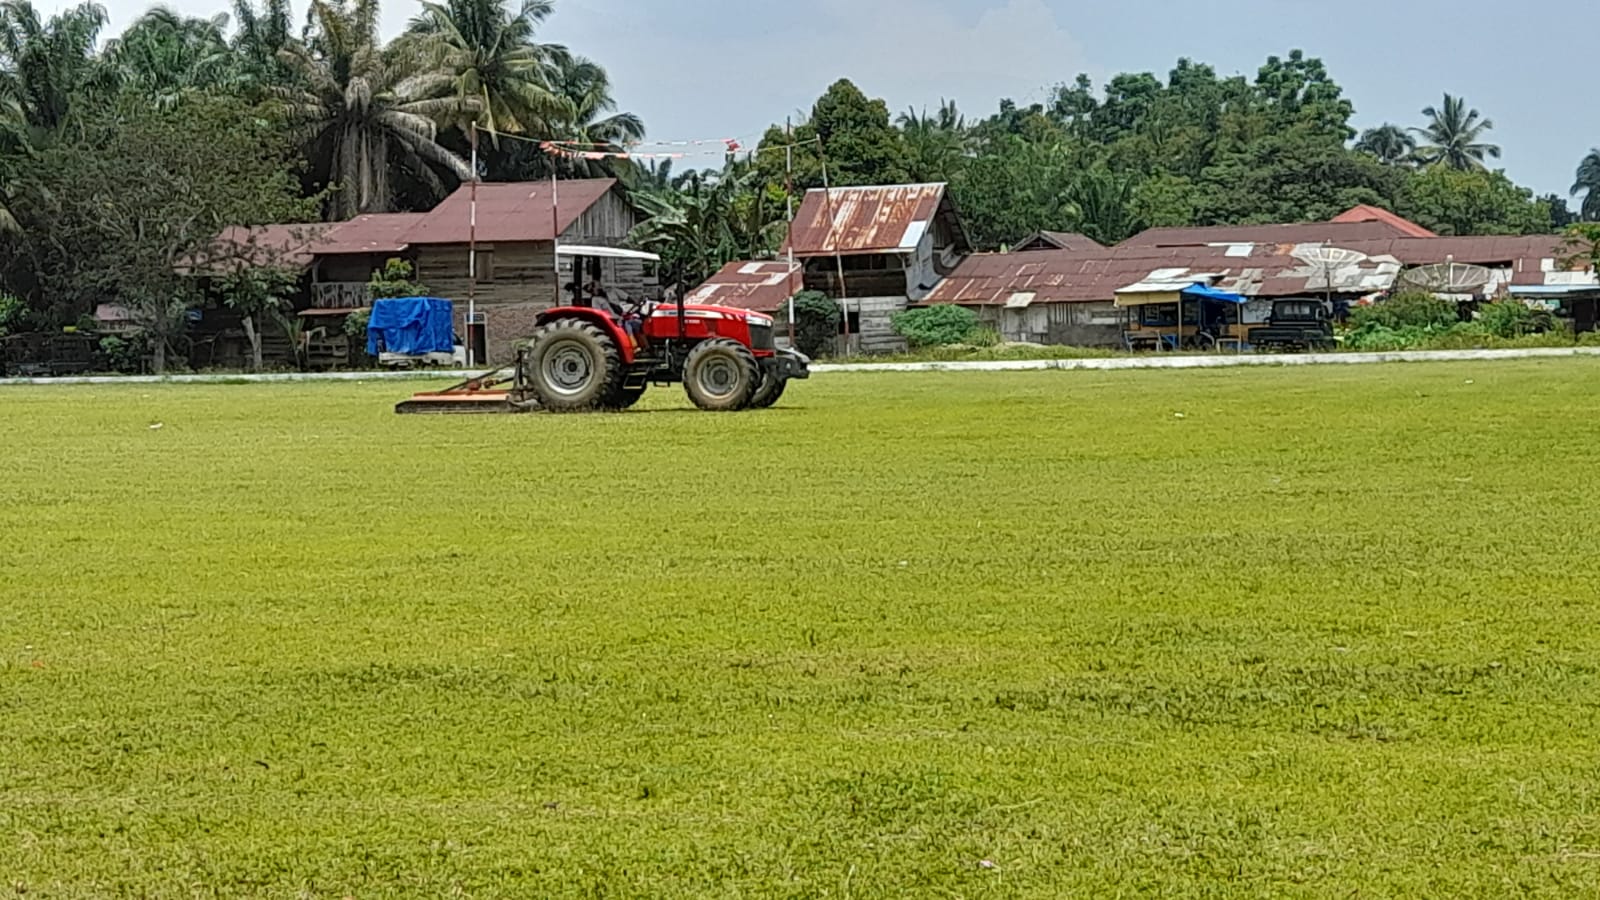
[
  {"left": 473, "top": 246, "right": 495, "bottom": 283},
  {"left": 837, "top": 311, "right": 862, "bottom": 334}
]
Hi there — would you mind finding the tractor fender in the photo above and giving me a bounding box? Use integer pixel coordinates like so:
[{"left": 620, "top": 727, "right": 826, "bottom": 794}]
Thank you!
[{"left": 533, "top": 306, "right": 636, "bottom": 364}]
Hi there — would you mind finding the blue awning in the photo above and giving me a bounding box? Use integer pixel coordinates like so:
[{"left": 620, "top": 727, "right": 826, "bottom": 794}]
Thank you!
[{"left": 1180, "top": 283, "right": 1247, "bottom": 304}]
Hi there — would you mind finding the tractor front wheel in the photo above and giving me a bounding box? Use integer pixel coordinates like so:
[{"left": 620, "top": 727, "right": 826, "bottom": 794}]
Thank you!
[
  {"left": 748, "top": 372, "right": 787, "bottom": 409},
  {"left": 524, "top": 319, "right": 625, "bottom": 412},
  {"left": 683, "top": 339, "right": 760, "bottom": 411}
]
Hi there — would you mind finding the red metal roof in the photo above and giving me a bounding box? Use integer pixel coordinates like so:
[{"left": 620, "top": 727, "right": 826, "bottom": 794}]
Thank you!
[
  {"left": 181, "top": 222, "right": 336, "bottom": 274},
  {"left": 783, "top": 183, "right": 962, "bottom": 257},
  {"left": 682, "top": 260, "right": 801, "bottom": 312},
  {"left": 1118, "top": 220, "right": 1408, "bottom": 248},
  {"left": 1330, "top": 205, "right": 1437, "bottom": 238},
  {"left": 1016, "top": 231, "right": 1106, "bottom": 252},
  {"left": 1332, "top": 235, "right": 1571, "bottom": 266},
  {"left": 402, "top": 179, "right": 617, "bottom": 245},
  {"left": 314, "top": 213, "right": 428, "bottom": 256}
]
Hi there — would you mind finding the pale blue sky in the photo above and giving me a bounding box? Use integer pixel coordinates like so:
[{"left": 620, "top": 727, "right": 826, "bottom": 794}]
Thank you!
[{"left": 110, "top": 0, "right": 1592, "bottom": 198}]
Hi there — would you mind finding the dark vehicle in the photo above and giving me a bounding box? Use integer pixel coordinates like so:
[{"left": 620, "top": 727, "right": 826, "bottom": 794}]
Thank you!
[{"left": 1247, "top": 300, "right": 1335, "bottom": 352}]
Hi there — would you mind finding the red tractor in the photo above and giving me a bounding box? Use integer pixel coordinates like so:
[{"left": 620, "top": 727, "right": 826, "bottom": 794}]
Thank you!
[
  {"left": 520, "top": 299, "right": 809, "bottom": 412},
  {"left": 394, "top": 299, "right": 809, "bottom": 415}
]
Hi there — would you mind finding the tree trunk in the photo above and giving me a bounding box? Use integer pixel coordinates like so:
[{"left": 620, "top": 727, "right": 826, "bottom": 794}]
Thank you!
[
  {"left": 152, "top": 337, "right": 166, "bottom": 375},
  {"left": 242, "top": 314, "right": 262, "bottom": 372}
]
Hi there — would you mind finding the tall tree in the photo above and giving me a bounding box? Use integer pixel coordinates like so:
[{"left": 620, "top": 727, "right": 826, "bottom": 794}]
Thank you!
[
  {"left": 1355, "top": 124, "right": 1416, "bottom": 166},
  {"left": 101, "top": 8, "right": 237, "bottom": 109},
  {"left": 397, "top": 0, "right": 568, "bottom": 142},
  {"left": 276, "top": 0, "right": 471, "bottom": 218},
  {"left": 0, "top": 0, "right": 106, "bottom": 131},
  {"left": 230, "top": 0, "right": 293, "bottom": 90},
  {"left": 898, "top": 99, "right": 967, "bottom": 183},
  {"left": 1572, "top": 149, "right": 1600, "bottom": 222},
  {"left": 1397, "top": 167, "right": 1550, "bottom": 236},
  {"left": 758, "top": 79, "right": 909, "bottom": 191},
  {"left": 1412, "top": 94, "right": 1500, "bottom": 171}
]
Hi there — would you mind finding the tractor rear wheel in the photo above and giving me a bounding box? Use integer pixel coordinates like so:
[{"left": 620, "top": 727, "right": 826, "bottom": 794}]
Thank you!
[
  {"left": 749, "top": 372, "right": 787, "bottom": 409},
  {"left": 524, "top": 319, "right": 625, "bottom": 412},
  {"left": 683, "top": 339, "right": 760, "bottom": 411}
]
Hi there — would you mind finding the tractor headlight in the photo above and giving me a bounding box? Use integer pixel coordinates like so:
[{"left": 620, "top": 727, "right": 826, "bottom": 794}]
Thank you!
[{"left": 746, "top": 314, "right": 774, "bottom": 328}]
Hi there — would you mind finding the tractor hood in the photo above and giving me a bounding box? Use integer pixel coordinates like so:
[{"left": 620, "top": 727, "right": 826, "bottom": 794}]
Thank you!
[{"left": 652, "top": 304, "right": 773, "bottom": 327}]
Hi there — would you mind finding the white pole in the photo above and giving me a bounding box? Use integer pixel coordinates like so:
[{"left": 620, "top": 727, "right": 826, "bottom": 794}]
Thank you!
[{"left": 467, "top": 122, "right": 478, "bottom": 368}]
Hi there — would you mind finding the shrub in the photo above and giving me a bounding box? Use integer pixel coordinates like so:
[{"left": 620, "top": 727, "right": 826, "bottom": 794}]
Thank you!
[
  {"left": 1475, "top": 300, "right": 1552, "bottom": 338},
  {"left": 368, "top": 259, "right": 428, "bottom": 300},
  {"left": 1349, "top": 292, "right": 1458, "bottom": 331},
  {"left": 98, "top": 335, "right": 145, "bottom": 373},
  {"left": 775, "top": 291, "right": 841, "bottom": 359},
  {"left": 0, "top": 292, "right": 26, "bottom": 337},
  {"left": 891, "top": 304, "right": 980, "bottom": 348}
]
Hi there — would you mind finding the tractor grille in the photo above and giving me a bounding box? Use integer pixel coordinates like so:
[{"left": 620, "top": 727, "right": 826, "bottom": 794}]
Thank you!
[{"left": 748, "top": 322, "right": 776, "bottom": 351}]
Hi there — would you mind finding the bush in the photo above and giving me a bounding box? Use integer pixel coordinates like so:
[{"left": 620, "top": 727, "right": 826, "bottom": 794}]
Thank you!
[
  {"left": 98, "top": 335, "right": 145, "bottom": 373},
  {"left": 891, "top": 304, "right": 981, "bottom": 348},
  {"left": 0, "top": 292, "right": 26, "bottom": 337},
  {"left": 1474, "top": 300, "right": 1552, "bottom": 338},
  {"left": 775, "top": 291, "right": 840, "bottom": 358},
  {"left": 1349, "top": 291, "right": 1458, "bottom": 331},
  {"left": 368, "top": 259, "right": 428, "bottom": 300}
]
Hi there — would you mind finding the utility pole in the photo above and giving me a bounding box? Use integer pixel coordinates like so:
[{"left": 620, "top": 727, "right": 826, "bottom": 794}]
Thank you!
[
  {"left": 785, "top": 115, "right": 796, "bottom": 348},
  {"left": 467, "top": 122, "right": 478, "bottom": 368},
  {"left": 817, "top": 138, "right": 850, "bottom": 349}
]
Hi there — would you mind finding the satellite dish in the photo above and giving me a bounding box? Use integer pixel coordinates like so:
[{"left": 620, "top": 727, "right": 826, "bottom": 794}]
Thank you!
[
  {"left": 1292, "top": 247, "right": 1371, "bottom": 269},
  {"left": 1292, "top": 247, "right": 1371, "bottom": 299},
  {"left": 1398, "top": 261, "right": 1495, "bottom": 296}
]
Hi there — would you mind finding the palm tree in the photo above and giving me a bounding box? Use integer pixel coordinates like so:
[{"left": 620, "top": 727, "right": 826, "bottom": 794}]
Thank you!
[
  {"left": 102, "top": 8, "right": 238, "bottom": 109},
  {"left": 231, "top": 0, "right": 293, "bottom": 90},
  {"left": 543, "top": 53, "right": 641, "bottom": 176},
  {"left": 1572, "top": 149, "right": 1600, "bottom": 222},
  {"left": 276, "top": 0, "right": 472, "bottom": 218},
  {"left": 0, "top": 0, "right": 107, "bottom": 132},
  {"left": 1355, "top": 123, "right": 1416, "bottom": 166},
  {"left": 1411, "top": 94, "right": 1500, "bottom": 171},
  {"left": 396, "top": 0, "right": 568, "bottom": 143},
  {"left": 898, "top": 99, "right": 967, "bottom": 182}
]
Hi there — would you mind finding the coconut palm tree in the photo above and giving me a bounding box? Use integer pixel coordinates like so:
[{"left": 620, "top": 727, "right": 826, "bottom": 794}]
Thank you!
[
  {"left": 1572, "top": 149, "right": 1600, "bottom": 222},
  {"left": 1411, "top": 94, "right": 1500, "bottom": 171},
  {"left": 0, "top": 0, "right": 107, "bottom": 132},
  {"left": 543, "top": 53, "right": 641, "bottom": 176},
  {"left": 396, "top": 0, "right": 568, "bottom": 143},
  {"left": 898, "top": 99, "right": 968, "bottom": 182},
  {"left": 276, "top": 0, "right": 472, "bottom": 218},
  {"left": 1355, "top": 123, "right": 1416, "bottom": 166},
  {"left": 102, "top": 8, "right": 238, "bottom": 109}
]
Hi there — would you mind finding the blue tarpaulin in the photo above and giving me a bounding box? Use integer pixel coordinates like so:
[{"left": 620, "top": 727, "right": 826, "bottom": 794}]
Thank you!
[
  {"left": 367, "top": 297, "right": 456, "bottom": 356},
  {"left": 1180, "top": 283, "right": 1248, "bottom": 304}
]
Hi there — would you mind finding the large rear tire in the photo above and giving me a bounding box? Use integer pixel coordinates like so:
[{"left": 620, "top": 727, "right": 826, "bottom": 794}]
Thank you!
[
  {"left": 749, "top": 372, "right": 787, "bottom": 409},
  {"left": 524, "top": 319, "right": 625, "bottom": 412},
  {"left": 683, "top": 339, "right": 760, "bottom": 411}
]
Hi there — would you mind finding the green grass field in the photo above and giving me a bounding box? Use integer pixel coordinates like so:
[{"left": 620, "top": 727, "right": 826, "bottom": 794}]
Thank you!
[{"left": 4, "top": 360, "right": 1600, "bottom": 897}]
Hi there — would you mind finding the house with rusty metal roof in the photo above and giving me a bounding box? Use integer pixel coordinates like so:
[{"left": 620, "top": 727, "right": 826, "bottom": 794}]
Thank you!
[
  {"left": 927, "top": 226, "right": 1596, "bottom": 347},
  {"left": 693, "top": 183, "right": 972, "bottom": 353},
  {"left": 1013, "top": 231, "right": 1106, "bottom": 253}
]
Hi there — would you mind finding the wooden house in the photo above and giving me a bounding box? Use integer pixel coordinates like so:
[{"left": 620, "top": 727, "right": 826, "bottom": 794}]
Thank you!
[
  {"left": 783, "top": 184, "right": 970, "bottom": 354},
  {"left": 306, "top": 179, "right": 649, "bottom": 365}
]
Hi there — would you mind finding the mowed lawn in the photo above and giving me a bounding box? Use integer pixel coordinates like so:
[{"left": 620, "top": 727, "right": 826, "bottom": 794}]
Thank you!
[{"left": 4, "top": 360, "right": 1600, "bottom": 898}]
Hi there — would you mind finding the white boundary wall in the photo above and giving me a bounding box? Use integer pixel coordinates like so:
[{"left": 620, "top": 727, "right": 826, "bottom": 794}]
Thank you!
[{"left": 2, "top": 347, "right": 1598, "bottom": 387}]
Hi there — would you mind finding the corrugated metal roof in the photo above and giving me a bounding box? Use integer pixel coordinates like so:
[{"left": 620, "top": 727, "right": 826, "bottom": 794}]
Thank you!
[
  {"left": 1119, "top": 220, "right": 1409, "bottom": 248},
  {"left": 314, "top": 213, "right": 428, "bottom": 256},
  {"left": 783, "top": 183, "right": 965, "bottom": 257},
  {"left": 181, "top": 222, "right": 337, "bottom": 274},
  {"left": 402, "top": 179, "right": 617, "bottom": 245},
  {"left": 682, "top": 260, "right": 801, "bottom": 312},
  {"left": 1330, "top": 205, "right": 1437, "bottom": 238},
  {"left": 1015, "top": 231, "right": 1106, "bottom": 253}
]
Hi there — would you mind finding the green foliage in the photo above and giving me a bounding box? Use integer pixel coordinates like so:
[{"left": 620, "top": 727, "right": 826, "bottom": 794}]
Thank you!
[
  {"left": 96, "top": 334, "right": 144, "bottom": 373},
  {"left": 756, "top": 79, "right": 909, "bottom": 190},
  {"left": 1349, "top": 292, "right": 1459, "bottom": 331},
  {"left": 891, "top": 304, "right": 980, "bottom": 348},
  {"left": 1474, "top": 300, "right": 1551, "bottom": 338},
  {"left": 776, "top": 290, "right": 840, "bottom": 359},
  {"left": 367, "top": 258, "right": 427, "bottom": 300},
  {"left": 0, "top": 291, "right": 25, "bottom": 336},
  {"left": 1397, "top": 167, "right": 1551, "bottom": 236},
  {"left": 1561, "top": 223, "right": 1600, "bottom": 270},
  {"left": 342, "top": 306, "right": 369, "bottom": 338}
]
